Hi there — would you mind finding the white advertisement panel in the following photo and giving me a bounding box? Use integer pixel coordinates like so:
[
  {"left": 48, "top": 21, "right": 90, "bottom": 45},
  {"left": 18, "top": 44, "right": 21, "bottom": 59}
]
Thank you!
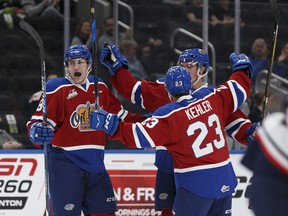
[
  {"left": 0, "top": 150, "right": 254, "bottom": 216},
  {"left": 0, "top": 150, "right": 45, "bottom": 216}
]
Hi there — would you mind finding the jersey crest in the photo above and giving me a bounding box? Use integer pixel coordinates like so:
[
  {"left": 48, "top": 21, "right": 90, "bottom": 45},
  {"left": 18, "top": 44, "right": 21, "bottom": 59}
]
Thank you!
[{"left": 70, "top": 102, "right": 96, "bottom": 131}]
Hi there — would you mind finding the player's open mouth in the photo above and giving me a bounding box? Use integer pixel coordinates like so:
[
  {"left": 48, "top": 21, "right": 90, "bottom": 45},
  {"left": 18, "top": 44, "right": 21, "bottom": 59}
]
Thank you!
[{"left": 74, "top": 72, "right": 82, "bottom": 77}]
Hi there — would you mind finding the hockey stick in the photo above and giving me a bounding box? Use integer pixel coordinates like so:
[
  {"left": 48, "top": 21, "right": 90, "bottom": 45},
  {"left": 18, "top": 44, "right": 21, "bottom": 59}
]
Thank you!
[
  {"left": 261, "top": 0, "right": 280, "bottom": 121},
  {"left": 90, "top": 0, "right": 99, "bottom": 108},
  {"left": 19, "top": 20, "right": 50, "bottom": 216}
]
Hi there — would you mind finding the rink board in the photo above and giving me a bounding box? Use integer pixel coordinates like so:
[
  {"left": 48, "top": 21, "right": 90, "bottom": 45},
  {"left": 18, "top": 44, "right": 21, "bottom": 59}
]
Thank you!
[{"left": 0, "top": 150, "right": 254, "bottom": 216}]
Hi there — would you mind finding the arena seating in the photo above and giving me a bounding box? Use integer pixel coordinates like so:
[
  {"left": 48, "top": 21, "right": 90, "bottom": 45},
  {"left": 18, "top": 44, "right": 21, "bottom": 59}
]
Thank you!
[
  {"left": 1, "top": 0, "right": 288, "bottom": 149},
  {"left": 0, "top": 16, "right": 65, "bottom": 149}
]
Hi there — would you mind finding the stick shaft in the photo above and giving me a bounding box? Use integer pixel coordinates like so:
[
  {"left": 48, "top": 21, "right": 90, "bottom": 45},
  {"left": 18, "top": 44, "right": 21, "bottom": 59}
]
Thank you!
[
  {"left": 261, "top": 0, "right": 279, "bottom": 121},
  {"left": 19, "top": 20, "right": 50, "bottom": 214},
  {"left": 19, "top": 20, "right": 47, "bottom": 125},
  {"left": 90, "top": 0, "right": 99, "bottom": 108}
]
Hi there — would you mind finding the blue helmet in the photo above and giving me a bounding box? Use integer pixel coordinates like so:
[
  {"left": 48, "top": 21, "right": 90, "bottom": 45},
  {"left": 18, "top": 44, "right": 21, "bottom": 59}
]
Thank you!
[
  {"left": 64, "top": 44, "right": 92, "bottom": 66},
  {"left": 178, "top": 48, "right": 209, "bottom": 73},
  {"left": 164, "top": 66, "right": 191, "bottom": 96}
]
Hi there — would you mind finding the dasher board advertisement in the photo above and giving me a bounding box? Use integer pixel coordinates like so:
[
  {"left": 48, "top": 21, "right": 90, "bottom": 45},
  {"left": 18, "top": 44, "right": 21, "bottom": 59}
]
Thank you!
[
  {"left": 0, "top": 150, "right": 45, "bottom": 216},
  {"left": 0, "top": 150, "right": 254, "bottom": 216}
]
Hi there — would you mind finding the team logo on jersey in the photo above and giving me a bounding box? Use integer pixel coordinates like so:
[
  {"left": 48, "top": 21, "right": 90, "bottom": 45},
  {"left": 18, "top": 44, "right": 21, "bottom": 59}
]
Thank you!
[
  {"left": 67, "top": 89, "right": 78, "bottom": 100},
  {"left": 70, "top": 102, "right": 96, "bottom": 131},
  {"left": 225, "top": 209, "right": 232, "bottom": 214},
  {"left": 221, "top": 185, "right": 230, "bottom": 193},
  {"left": 159, "top": 193, "right": 168, "bottom": 200},
  {"left": 64, "top": 203, "right": 74, "bottom": 211}
]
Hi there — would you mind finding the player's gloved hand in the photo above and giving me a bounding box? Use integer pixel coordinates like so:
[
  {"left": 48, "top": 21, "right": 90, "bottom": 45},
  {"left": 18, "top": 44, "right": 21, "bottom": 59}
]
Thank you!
[
  {"left": 90, "top": 109, "right": 120, "bottom": 135},
  {"left": 246, "top": 122, "right": 260, "bottom": 145},
  {"left": 29, "top": 122, "right": 54, "bottom": 145},
  {"left": 100, "top": 42, "right": 129, "bottom": 76},
  {"left": 229, "top": 53, "right": 254, "bottom": 78}
]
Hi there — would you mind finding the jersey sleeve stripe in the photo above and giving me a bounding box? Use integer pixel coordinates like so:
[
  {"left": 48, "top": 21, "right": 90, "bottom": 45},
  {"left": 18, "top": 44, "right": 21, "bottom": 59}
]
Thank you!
[
  {"left": 117, "top": 109, "right": 128, "bottom": 120},
  {"left": 227, "top": 80, "right": 247, "bottom": 112},
  {"left": 225, "top": 118, "right": 250, "bottom": 138},
  {"left": 131, "top": 81, "right": 145, "bottom": 109},
  {"left": 132, "top": 123, "right": 156, "bottom": 148}
]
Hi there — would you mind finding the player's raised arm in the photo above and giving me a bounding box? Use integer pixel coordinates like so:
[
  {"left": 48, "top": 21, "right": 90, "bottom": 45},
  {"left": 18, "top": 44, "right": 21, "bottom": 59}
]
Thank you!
[
  {"left": 100, "top": 42, "right": 170, "bottom": 111},
  {"left": 226, "top": 52, "right": 253, "bottom": 111}
]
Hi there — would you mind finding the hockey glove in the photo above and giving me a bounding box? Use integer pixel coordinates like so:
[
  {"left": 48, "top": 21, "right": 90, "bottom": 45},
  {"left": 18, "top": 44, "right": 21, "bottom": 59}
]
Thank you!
[
  {"left": 29, "top": 122, "right": 54, "bottom": 145},
  {"left": 90, "top": 109, "right": 120, "bottom": 136},
  {"left": 229, "top": 53, "right": 254, "bottom": 78},
  {"left": 246, "top": 122, "right": 260, "bottom": 145},
  {"left": 100, "top": 42, "right": 129, "bottom": 76}
]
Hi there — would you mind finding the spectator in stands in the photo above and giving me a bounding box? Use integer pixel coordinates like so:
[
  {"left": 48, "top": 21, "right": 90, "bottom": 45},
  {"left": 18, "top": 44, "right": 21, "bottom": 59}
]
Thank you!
[
  {"left": 185, "top": 0, "right": 215, "bottom": 26},
  {"left": 98, "top": 16, "right": 133, "bottom": 51},
  {"left": 0, "top": 0, "right": 24, "bottom": 16},
  {"left": 210, "top": 0, "right": 234, "bottom": 25},
  {"left": 0, "top": 0, "right": 25, "bottom": 29},
  {"left": 210, "top": 0, "right": 245, "bottom": 27},
  {"left": 2, "top": 140, "right": 24, "bottom": 149},
  {"left": 120, "top": 39, "right": 147, "bottom": 80},
  {"left": 150, "top": 37, "right": 178, "bottom": 76},
  {"left": 275, "top": 42, "right": 288, "bottom": 78},
  {"left": 163, "top": 0, "right": 186, "bottom": 20},
  {"left": 21, "top": 0, "right": 63, "bottom": 25},
  {"left": 0, "top": 129, "right": 23, "bottom": 149},
  {"left": 139, "top": 43, "right": 154, "bottom": 77},
  {"left": 0, "top": 129, "right": 15, "bottom": 147},
  {"left": 71, "top": 19, "right": 96, "bottom": 51},
  {"left": 185, "top": 0, "right": 205, "bottom": 25},
  {"left": 184, "top": 0, "right": 217, "bottom": 38},
  {"left": 249, "top": 38, "right": 269, "bottom": 87},
  {"left": 210, "top": 0, "right": 246, "bottom": 60},
  {"left": 28, "top": 73, "right": 59, "bottom": 116},
  {"left": 137, "top": 37, "right": 178, "bottom": 80}
]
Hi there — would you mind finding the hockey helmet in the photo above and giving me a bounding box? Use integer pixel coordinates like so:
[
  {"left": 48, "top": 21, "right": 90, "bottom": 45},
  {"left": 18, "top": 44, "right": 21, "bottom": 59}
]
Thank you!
[
  {"left": 64, "top": 44, "right": 92, "bottom": 66},
  {"left": 164, "top": 66, "right": 191, "bottom": 96},
  {"left": 178, "top": 48, "right": 209, "bottom": 73}
]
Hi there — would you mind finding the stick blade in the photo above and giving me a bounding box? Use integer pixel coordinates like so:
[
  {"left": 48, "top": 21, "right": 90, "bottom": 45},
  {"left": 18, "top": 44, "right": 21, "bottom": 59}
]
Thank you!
[{"left": 19, "top": 20, "right": 44, "bottom": 48}]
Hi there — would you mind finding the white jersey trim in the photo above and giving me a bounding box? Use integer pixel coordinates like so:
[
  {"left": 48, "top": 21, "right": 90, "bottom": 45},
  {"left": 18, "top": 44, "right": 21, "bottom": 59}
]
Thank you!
[
  {"left": 117, "top": 108, "right": 128, "bottom": 120},
  {"left": 133, "top": 123, "right": 156, "bottom": 148},
  {"left": 54, "top": 144, "right": 105, "bottom": 151},
  {"left": 174, "top": 158, "right": 231, "bottom": 173},
  {"left": 156, "top": 146, "right": 167, "bottom": 150},
  {"left": 131, "top": 81, "right": 141, "bottom": 104},
  {"left": 28, "top": 116, "right": 57, "bottom": 128}
]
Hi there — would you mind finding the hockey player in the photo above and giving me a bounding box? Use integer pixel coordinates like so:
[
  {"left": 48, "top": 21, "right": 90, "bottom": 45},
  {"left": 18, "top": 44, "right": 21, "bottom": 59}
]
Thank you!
[
  {"left": 27, "top": 44, "right": 145, "bottom": 216},
  {"left": 241, "top": 96, "right": 288, "bottom": 216},
  {"left": 99, "top": 43, "right": 253, "bottom": 215},
  {"left": 89, "top": 54, "right": 253, "bottom": 215}
]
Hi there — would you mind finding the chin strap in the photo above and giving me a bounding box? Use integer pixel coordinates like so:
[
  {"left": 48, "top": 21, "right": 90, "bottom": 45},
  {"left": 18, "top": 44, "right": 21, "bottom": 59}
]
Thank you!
[{"left": 193, "top": 66, "right": 208, "bottom": 86}]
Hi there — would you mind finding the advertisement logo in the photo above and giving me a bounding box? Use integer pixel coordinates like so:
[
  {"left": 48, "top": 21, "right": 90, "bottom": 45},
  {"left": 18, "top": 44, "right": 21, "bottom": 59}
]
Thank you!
[
  {"left": 0, "top": 197, "right": 27, "bottom": 209},
  {"left": 0, "top": 158, "right": 38, "bottom": 210}
]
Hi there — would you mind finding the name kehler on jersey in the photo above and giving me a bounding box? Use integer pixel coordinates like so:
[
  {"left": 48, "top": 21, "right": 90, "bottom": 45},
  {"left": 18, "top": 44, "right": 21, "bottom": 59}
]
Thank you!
[{"left": 185, "top": 100, "right": 213, "bottom": 120}]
